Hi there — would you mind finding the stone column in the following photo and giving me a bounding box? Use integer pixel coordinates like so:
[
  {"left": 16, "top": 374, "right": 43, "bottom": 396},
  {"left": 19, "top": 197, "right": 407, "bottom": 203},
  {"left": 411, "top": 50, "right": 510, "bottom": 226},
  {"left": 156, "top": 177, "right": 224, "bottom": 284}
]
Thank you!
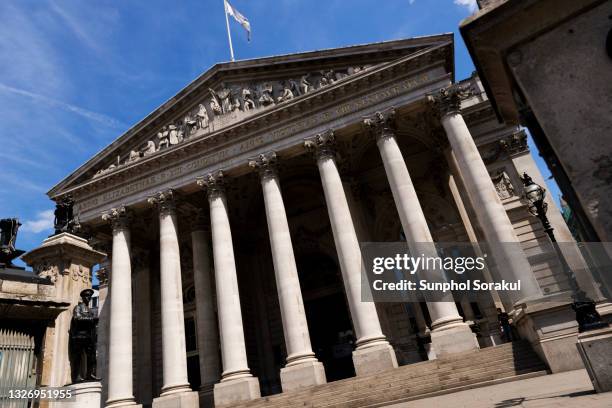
[
  {"left": 364, "top": 110, "right": 479, "bottom": 357},
  {"left": 248, "top": 152, "right": 327, "bottom": 391},
  {"left": 197, "top": 172, "right": 260, "bottom": 406},
  {"left": 190, "top": 212, "right": 221, "bottom": 406},
  {"left": 304, "top": 131, "right": 398, "bottom": 376},
  {"left": 101, "top": 207, "right": 141, "bottom": 408},
  {"left": 432, "top": 86, "right": 541, "bottom": 305},
  {"left": 149, "top": 190, "right": 199, "bottom": 408}
]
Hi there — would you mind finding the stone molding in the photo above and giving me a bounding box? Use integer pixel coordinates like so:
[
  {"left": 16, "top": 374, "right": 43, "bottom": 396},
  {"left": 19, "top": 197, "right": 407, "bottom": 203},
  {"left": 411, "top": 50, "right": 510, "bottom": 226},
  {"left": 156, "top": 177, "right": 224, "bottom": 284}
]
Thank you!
[
  {"left": 248, "top": 151, "right": 278, "bottom": 180},
  {"left": 304, "top": 130, "right": 336, "bottom": 161},
  {"left": 101, "top": 206, "right": 130, "bottom": 231}
]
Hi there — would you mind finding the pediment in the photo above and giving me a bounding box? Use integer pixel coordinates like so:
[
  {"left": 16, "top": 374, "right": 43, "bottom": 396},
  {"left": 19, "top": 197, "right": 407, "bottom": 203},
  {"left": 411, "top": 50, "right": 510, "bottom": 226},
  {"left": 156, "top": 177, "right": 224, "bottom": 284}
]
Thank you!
[{"left": 49, "top": 35, "right": 453, "bottom": 198}]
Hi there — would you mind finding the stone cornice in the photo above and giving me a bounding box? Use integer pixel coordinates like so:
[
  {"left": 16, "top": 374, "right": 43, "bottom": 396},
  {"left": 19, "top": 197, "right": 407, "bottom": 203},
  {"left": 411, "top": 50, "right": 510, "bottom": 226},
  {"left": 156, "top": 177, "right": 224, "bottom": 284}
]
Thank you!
[{"left": 52, "top": 42, "right": 452, "bottom": 202}]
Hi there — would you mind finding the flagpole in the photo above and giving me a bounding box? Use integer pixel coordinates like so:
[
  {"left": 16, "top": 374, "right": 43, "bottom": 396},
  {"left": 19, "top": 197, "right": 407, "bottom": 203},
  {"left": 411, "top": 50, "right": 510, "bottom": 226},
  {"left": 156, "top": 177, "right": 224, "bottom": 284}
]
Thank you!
[{"left": 223, "top": 0, "right": 235, "bottom": 61}]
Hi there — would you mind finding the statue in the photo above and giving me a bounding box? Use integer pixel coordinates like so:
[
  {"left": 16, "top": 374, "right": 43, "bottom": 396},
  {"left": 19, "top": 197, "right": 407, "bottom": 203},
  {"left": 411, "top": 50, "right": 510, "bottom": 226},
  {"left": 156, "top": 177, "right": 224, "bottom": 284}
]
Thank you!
[
  {"left": 242, "top": 88, "right": 255, "bottom": 111},
  {"left": 183, "top": 112, "right": 197, "bottom": 135},
  {"left": 209, "top": 90, "right": 223, "bottom": 115},
  {"left": 0, "top": 218, "right": 25, "bottom": 268},
  {"left": 142, "top": 140, "right": 156, "bottom": 156},
  {"left": 195, "top": 104, "right": 210, "bottom": 128},
  {"left": 157, "top": 126, "right": 170, "bottom": 150},
  {"left": 168, "top": 124, "right": 181, "bottom": 145},
  {"left": 69, "top": 288, "right": 99, "bottom": 383},
  {"left": 54, "top": 198, "right": 80, "bottom": 235},
  {"left": 298, "top": 75, "right": 311, "bottom": 95},
  {"left": 277, "top": 82, "right": 294, "bottom": 103},
  {"left": 257, "top": 83, "right": 274, "bottom": 106}
]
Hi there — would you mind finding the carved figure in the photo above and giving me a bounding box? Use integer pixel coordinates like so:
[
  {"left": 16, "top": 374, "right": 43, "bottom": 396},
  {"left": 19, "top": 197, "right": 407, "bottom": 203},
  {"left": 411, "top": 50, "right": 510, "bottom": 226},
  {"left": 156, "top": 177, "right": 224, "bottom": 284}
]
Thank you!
[
  {"left": 209, "top": 89, "right": 223, "bottom": 115},
  {"left": 492, "top": 170, "right": 515, "bottom": 200},
  {"left": 212, "top": 87, "right": 232, "bottom": 113},
  {"left": 168, "top": 124, "right": 181, "bottom": 145},
  {"left": 299, "top": 75, "right": 312, "bottom": 95},
  {"left": 69, "top": 289, "right": 99, "bottom": 383},
  {"left": 127, "top": 150, "right": 141, "bottom": 163},
  {"left": 319, "top": 70, "right": 336, "bottom": 87},
  {"left": 277, "top": 82, "right": 294, "bottom": 103},
  {"left": 195, "top": 104, "right": 210, "bottom": 128},
  {"left": 157, "top": 126, "right": 170, "bottom": 150},
  {"left": 258, "top": 83, "right": 275, "bottom": 106},
  {"left": 183, "top": 112, "right": 197, "bottom": 135},
  {"left": 242, "top": 88, "right": 255, "bottom": 111},
  {"left": 142, "top": 140, "right": 156, "bottom": 156}
]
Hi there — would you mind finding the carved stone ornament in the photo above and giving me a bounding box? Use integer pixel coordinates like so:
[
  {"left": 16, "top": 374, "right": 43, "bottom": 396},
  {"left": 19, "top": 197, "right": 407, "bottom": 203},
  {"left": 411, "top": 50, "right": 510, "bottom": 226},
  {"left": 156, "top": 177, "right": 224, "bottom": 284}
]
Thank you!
[
  {"left": 101, "top": 206, "right": 130, "bottom": 230},
  {"left": 148, "top": 189, "right": 177, "bottom": 215},
  {"left": 36, "top": 262, "right": 59, "bottom": 283},
  {"left": 499, "top": 131, "right": 528, "bottom": 155},
  {"left": 196, "top": 170, "right": 226, "bottom": 199},
  {"left": 363, "top": 109, "right": 396, "bottom": 141},
  {"left": 491, "top": 170, "right": 516, "bottom": 200},
  {"left": 71, "top": 264, "right": 90, "bottom": 283},
  {"left": 248, "top": 151, "right": 278, "bottom": 180},
  {"left": 91, "top": 65, "right": 373, "bottom": 180},
  {"left": 304, "top": 130, "right": 336, "bottom": 160},
  {"left": 429, "top": 85, "right": 472, "bottom": 117}
]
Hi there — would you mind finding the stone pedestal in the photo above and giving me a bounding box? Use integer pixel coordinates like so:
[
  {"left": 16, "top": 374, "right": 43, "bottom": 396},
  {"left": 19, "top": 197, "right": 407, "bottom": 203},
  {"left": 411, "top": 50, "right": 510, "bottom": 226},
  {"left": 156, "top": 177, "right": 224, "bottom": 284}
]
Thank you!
[
  {"left": 280, "top": 361, "right": 326, "bottom": 392},
  {"left": 514, "top": 299, "right": 584, "bottom": 373},
  {"left": 576, "top": 326, "right": 612, "bottom": 393},
  {"left": 21, "top": 233, "right": 106, "bottom": 387},
  {"left": 213, "top": 377, "right": 261, "bottom": 407},
  {"left": 352, "top": 343, "right": 398, "bottom": 376},
  {"left": 152, "top": 391, "right": 199, "bottom": 408},
  {"left": 430, "top": 324, "right": 480, "bottom": 358},
  {"left": 69, "top": 382, "right": 102, "bottom": 408}
]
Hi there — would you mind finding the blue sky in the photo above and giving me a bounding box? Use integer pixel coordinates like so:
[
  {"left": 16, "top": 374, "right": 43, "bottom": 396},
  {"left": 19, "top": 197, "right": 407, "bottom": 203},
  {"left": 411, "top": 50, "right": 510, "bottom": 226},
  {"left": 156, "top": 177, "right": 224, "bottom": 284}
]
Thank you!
[{"left": 0, "top": 0, "right": 560, "bottom": 264}]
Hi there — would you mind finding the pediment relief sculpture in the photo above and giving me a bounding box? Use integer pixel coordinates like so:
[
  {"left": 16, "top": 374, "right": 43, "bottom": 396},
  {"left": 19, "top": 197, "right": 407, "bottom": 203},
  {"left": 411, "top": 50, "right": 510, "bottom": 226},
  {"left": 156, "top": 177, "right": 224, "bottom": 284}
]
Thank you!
[{"left": 92, "top": 65, "right": 372, "bottom": 180}]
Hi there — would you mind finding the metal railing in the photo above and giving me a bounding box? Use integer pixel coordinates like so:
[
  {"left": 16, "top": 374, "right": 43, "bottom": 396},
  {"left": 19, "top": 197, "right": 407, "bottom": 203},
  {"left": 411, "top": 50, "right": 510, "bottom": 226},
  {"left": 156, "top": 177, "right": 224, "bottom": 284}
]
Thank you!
[{"left": 0, "top": 330, "right": 36, "bottom": 407}]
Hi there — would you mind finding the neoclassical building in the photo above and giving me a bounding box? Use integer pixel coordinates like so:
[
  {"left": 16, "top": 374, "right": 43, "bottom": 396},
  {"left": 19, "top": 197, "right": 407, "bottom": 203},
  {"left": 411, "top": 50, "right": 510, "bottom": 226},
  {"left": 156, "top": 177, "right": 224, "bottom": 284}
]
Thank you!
[{"left": 45, "top": 35, "right": 608, "bottom": 407}]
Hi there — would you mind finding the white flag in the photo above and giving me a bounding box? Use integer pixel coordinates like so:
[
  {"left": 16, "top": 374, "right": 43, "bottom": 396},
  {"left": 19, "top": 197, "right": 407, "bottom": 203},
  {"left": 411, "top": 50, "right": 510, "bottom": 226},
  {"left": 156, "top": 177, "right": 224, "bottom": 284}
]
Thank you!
[{"left": 224, "top": 0, "right": 251, "bottom": 41}]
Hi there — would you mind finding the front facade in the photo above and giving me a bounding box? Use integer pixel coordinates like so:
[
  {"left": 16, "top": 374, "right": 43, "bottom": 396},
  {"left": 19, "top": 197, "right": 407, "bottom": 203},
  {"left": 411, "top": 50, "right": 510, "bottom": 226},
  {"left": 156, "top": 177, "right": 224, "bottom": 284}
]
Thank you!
[{"left": 45, "top": 36, "right": 606, "bottom": 407}]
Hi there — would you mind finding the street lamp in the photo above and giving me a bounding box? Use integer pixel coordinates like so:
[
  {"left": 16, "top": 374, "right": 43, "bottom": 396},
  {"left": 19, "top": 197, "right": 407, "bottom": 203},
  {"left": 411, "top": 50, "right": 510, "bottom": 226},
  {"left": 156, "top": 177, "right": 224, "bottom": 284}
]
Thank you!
[{"left": 520, "top": 172, "right": 608, "bottom": 332}]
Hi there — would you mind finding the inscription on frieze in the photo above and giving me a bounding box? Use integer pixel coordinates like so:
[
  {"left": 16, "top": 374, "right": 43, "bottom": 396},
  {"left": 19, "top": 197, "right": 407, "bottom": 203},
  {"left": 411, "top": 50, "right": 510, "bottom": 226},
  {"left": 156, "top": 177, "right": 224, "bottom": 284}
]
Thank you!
[{"left": 75, "top": 72, "right": 431, "bottom": 214}]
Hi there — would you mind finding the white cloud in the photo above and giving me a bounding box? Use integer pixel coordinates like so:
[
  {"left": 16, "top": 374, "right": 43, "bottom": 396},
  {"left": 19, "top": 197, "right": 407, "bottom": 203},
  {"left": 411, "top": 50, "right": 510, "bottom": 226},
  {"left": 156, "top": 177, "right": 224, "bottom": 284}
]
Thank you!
[
  {"left": 454, "top": 0, "right": 478, "bottom": 12},
  {"left": 22, "top": 210, "right": 55, "bottom": 233},
  {"left": 0, "top": 82, "right": 125, "bottom": 129}
]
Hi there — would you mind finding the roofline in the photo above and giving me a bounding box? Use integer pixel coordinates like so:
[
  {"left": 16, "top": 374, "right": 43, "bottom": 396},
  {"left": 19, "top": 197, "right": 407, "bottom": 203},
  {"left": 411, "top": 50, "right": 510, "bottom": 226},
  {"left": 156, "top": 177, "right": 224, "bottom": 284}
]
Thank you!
[{"left": 48, "top": 34, "right": 454, "bottom": 197}]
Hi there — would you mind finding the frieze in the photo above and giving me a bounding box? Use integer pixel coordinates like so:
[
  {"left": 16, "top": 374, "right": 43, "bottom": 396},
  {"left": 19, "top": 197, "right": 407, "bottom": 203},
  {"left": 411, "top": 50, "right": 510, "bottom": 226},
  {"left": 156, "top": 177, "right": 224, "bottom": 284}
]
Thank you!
[
  {"left": 92, "top": 66, "right": 373, "bottom": 179},
  {"left": 74, "top": 71, "right": 435, "bottom": 216}
]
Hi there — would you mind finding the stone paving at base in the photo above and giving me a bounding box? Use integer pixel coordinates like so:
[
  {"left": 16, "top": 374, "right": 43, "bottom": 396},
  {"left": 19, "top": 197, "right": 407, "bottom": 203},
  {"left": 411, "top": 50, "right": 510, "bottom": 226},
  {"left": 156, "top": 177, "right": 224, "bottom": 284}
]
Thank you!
[{"left": 384, "top": 369, "right": 612, "bottom": 408}]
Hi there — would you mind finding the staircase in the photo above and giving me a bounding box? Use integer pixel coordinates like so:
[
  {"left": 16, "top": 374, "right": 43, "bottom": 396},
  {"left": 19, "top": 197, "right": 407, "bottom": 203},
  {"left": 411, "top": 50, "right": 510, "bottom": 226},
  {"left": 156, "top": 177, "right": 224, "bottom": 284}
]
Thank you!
[{"left": 229, "top": 341, "right": 548, "bottom": 408}]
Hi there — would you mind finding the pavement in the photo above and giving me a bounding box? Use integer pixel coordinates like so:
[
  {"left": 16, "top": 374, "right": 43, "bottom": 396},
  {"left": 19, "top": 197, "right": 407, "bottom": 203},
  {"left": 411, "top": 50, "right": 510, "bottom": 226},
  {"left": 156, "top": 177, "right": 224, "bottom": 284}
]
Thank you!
[{"left": 384, "top": 369, "right": 612, "bottom": 407}]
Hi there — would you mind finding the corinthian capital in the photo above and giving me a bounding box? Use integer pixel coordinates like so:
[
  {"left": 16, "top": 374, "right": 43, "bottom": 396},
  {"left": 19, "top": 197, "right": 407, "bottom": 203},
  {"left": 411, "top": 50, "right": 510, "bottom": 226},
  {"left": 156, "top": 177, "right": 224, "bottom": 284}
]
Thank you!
[
  {"left": 148, "top": 189, "right": 177, "bottom": 215},
  {"left": 304, "top": 129, "right": 335, "bottom": 160},
  {"left": 248, "top": 151, "right": 278, "bottom": 180},
  {"left": 101, "top": 206, "right": 130, "bottom": 231},
  {"left": 196, "top": 170, "right": 226, "bottom": 199},
  {"left": 363, "top": 109, "right": 396, "bottom": 141},
  {"left": 429, "top": 85, "right": 472, "bottom": 117}
]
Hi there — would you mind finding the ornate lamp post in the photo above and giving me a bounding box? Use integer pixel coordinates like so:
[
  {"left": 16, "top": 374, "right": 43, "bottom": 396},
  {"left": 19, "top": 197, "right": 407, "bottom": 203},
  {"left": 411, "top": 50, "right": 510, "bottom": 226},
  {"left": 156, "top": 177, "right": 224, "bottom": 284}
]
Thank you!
[{"left": 521, "top": 172, "right": 608, "bottom": 332}]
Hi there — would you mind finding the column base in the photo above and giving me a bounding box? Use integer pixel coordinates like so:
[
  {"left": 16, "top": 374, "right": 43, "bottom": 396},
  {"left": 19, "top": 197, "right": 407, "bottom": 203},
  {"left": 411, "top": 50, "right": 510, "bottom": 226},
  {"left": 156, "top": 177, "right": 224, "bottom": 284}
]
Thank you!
[
  {"left": 152, "top": 390, "right": 199, "bottom": 408},
  {"left": 213, "top": 376, "right": 260, "bottom": 407},
  {"left": 430, "top": 323, "right": 479, "bottom": 358},
  {"left": 105, "top": 397, "right": 141, "bottom": 408},
  {"left": 352, "top": 343, "right": 398, "bottom": 376},
  {"left": 58, "top": 382, "right": 103, "bottom": 408},
  {"left": 280, "top": 360, "right": 327, "bottom": 392}
]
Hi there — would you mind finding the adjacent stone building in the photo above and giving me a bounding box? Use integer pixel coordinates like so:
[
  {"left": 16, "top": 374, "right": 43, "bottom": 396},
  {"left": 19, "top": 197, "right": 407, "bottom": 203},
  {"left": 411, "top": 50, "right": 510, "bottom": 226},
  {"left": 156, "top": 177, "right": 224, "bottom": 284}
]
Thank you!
[{"left": 41, "top": 35, "right": 609, "bottom": 407}]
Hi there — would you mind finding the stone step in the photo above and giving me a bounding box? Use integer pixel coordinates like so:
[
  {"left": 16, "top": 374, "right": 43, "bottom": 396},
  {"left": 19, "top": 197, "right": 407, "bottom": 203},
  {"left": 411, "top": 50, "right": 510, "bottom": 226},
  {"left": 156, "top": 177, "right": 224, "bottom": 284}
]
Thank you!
[{"left": 228, "top": 341, "right": 547, "bottom": 408}]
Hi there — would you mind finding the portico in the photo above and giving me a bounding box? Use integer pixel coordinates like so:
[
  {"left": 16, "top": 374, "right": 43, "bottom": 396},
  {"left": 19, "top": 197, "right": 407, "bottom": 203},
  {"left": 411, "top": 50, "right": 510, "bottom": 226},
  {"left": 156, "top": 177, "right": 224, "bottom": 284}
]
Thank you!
[{"left": 44, "top": 35, "right": 602, "bottom": 407}]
